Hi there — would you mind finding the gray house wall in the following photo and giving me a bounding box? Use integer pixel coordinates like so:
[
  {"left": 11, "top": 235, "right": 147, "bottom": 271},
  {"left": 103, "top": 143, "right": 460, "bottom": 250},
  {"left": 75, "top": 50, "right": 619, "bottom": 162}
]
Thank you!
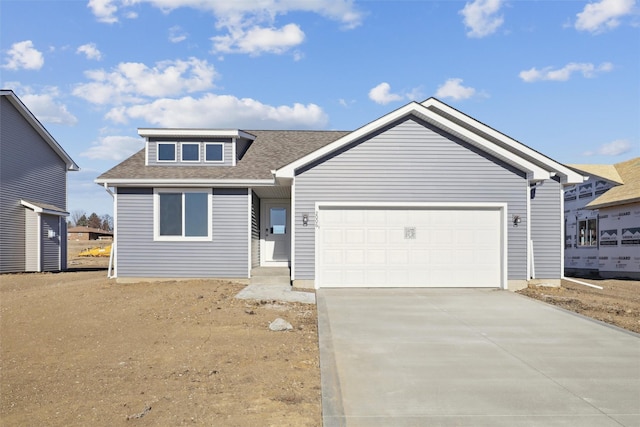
[
  {"left": 115, "top": 187, "right": 248, "bottom": 278},
  {"left": 293, "top": 118, "right": 528, "bottom": 282},
  {"left": 147, "top": 138, "right": 234, "bottom": 166},
  {"left": 530, "top": 178, "right": 562, "bottom": 278},
  {"left": 41, "top": 214, "right": 61, "bottom": 271},
  {"left": 0, "top": 96, "right": 68, "bottom": 273}
]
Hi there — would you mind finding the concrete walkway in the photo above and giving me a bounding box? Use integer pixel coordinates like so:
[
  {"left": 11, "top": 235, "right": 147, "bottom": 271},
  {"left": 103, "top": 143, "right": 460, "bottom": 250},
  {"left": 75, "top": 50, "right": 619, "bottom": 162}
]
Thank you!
[{"left": 317, "top": 288, "right": 640, "bottom": 427}]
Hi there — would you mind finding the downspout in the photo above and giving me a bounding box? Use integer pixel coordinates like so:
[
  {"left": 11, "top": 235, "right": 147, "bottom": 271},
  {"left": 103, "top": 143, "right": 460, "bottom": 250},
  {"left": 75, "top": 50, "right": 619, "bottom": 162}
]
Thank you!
[{"left": 103, "top": 183, "right": 116, "bottom": 278}]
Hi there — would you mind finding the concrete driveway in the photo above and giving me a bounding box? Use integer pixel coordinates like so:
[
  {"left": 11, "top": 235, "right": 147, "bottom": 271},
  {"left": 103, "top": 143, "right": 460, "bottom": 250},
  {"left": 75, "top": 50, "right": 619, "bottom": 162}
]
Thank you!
[{"left": 317, "top": 288, "right": 640, "bottom": 427}]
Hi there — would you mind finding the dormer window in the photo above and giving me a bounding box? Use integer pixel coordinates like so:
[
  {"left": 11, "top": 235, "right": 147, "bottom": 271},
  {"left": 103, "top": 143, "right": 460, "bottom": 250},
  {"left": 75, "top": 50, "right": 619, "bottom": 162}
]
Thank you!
[
  {"left": 181, "top": 143, "right": 200, "bottom": 162},
  {"left": 205, "top": 143, "right": 224, "bottom": 163},
  {"left": 158, "top": 143, "right": 176, "bottom": 162}
]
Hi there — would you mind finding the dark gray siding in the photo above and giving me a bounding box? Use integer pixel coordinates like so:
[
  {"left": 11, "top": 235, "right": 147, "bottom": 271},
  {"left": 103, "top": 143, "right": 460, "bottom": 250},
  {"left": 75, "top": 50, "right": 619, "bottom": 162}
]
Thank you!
[
  {"left": 294, "top": 118, "right": 528, "bottom": 281},
  {"left": 0, "top": 97, "right": 67, "bottom": 273},
  {"left": 531, "top": 178, "right": 562, "bottom": 278},
  {"left": 41, "top": 214, "right": 61, "bottom": 271},
  {"left": 251, "top": 191, "right": 260, "bottom": 268},
  {"left": 116, "top": 187, "right": 248, "bottom": 278},
  {"left": 147, "top": 138, "right": 233, "bottom": 166},
  {"left": 236, "top": 138, "right": 252, "bottom": 160}
]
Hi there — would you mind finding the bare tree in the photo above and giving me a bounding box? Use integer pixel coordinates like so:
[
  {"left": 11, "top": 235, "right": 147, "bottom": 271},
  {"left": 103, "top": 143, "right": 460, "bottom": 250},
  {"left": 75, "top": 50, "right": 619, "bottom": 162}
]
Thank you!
[
  {"left": 71, "top": 210, "right": 86, "bottom": 227},
  {"left": 101, "top": 214, "right": 113, "bottom": 232}
]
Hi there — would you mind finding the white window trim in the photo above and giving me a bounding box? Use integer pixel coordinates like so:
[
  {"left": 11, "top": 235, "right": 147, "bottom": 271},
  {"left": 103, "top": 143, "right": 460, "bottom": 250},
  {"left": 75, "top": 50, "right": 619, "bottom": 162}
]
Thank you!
[
  {"left": 204, "top": 142, "right": 225, "bottom": 163},
  {"left": 181, "top": 142, "right": 201, "bottom": 162},
  {"left": 157, "top": 142, "right": 177, "bottom": 162},
  {"left": 153, "top": 188, "right": 212, "bottom": 241}
]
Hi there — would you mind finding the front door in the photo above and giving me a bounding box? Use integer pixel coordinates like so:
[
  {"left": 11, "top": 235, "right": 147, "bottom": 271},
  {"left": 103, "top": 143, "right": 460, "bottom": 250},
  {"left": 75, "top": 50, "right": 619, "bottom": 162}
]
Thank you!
[{"left": 261, "top": 200, "right": 290, "bottom": 266}]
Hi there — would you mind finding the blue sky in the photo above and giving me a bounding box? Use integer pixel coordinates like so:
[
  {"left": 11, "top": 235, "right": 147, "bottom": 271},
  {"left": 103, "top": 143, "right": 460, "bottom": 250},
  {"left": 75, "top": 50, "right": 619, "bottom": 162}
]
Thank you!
[{"left": 2, "top": 0, "right": 639, "bottom": 217}]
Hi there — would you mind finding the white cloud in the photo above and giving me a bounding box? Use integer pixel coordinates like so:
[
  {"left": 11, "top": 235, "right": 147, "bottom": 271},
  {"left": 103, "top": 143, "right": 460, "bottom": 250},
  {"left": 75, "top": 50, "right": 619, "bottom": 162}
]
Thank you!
[
  {"left": 169, "top": 26, "right": 188, "bottom": 43},
  {"left": 575, "top": 0, "right": 635, "bottom": 33},
  {"left": 4, "top": 84, "right": 77, "bottom": 125},
  {"left": 88, "top": 1, "right": 363, "bottom": 55},
  {"left": 519, "top": 62, "right": 613, "bottom": 82},
  {"left": 212, "top": 23, "right": 305, "bottom": 55},
  {"left": 77, "top": 43, "right": 103, "bottom": 60},
  {"left": 88, "top": 0, "right": 118, "bottom": 24},
  {"left": 104, "top": 93, "right": 328, "bottom": 129},
  {"left": 21, "top": 92, "right": 78, "bottom": 126},
  {"left": 73, "top": 57, "right": 217, "bottom": 105},
  {"left": 368, "top": 83, "right": 405, "bottom": 105},
  {"left": 460, "top": 0, "right": 504, "bottom": 38},
  {"left": 583, "top": 139, "right": 633, "bottom": 156},
  {"left": 2, "top": 40, "right": 44, "bottom": 70},
  {"left": 81, "top": 135, "right": 144, "bottom": 161},
  {"left": 435, "top": 78, "right": 477, "bottom": 100}
]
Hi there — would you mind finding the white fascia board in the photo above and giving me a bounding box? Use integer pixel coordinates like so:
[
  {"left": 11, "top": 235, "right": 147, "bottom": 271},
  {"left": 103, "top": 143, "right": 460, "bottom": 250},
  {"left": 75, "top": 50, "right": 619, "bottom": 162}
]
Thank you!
[
  {"left": 276, "top": 103, "right": 419, "bottom": 178},
  {"left": 94, "top": 178, "right": 275, "bottom": 187},
  {"left": 421, "top": 98, "right": 585, "bottom": 184},
  {"left": 138, "top": 128, "right": 256, "bottom": 140},
  {"left": 277, "top": 101, "right": 549, "bottom": 181}
]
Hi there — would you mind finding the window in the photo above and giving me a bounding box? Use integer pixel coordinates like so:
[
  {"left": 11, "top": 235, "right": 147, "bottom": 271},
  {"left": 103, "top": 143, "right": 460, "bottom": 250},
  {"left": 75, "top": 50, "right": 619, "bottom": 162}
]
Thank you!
[
  {"left": 154, "top": 189, "right": 211, "bottom": 240},
  {"left": 205, "top": 143, "right": 224, "bottom": 162},
  {"left": 578, "top": 218, "right": 597, "bottom": 247},
  {"left": 157, "top": 143, "right": 176, "bottom": 162},
  {"left": 181, "top": 143, "right": 200, "bottom": 162}
]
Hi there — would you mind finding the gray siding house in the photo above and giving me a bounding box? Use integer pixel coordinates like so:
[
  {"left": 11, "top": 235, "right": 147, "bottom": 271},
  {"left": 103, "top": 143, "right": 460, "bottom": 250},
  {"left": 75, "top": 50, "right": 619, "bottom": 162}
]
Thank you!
[
  {"left": 96, "top": 98, "right": 584, "bottom": 290},
  {"left": 0, "top": 90, "right": 79, "bottom": 273}
]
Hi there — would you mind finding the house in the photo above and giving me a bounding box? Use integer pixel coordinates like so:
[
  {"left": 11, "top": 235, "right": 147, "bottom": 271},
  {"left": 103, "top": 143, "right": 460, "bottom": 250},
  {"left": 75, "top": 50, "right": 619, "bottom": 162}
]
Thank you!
[
  {"left": 0, "top": 90, "right": 79, "bottom": 273},
  {"left": 68, "top": 226, "right": 113, "bottom": 241},
  {"left": 96, "top": 98, "right": 585, "bottom": 290},
  {"left": 564, "top": 157, "right": 640, "bottom": 279}
]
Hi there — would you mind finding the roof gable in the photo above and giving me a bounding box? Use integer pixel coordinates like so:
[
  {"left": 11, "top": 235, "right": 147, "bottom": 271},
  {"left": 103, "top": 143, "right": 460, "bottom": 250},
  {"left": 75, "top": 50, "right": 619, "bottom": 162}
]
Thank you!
[
  {"left": 1, "top": 90, "right": 79, "bottom": 171},
  {"left": 581, "top": 157, "right": 640, "bottom": 209},
  {"left": 567, "top": 164, "right": 624, "bottom": 185},
  {"left": 276, "top": 99, "right": 583, "bottom": 184}
]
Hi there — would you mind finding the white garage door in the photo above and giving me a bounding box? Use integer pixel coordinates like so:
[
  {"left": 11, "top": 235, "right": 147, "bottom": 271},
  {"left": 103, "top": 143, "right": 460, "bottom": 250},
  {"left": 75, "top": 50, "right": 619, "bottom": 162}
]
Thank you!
[{"left": 317, "top": 207, "right": 502, "bottom": 288}]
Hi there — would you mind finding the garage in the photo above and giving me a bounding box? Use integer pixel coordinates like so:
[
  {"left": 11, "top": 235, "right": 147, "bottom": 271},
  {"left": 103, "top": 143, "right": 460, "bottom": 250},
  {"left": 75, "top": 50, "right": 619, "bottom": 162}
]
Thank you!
[{"left": 316, "top": 205, "right": 504, "bottom": 288}]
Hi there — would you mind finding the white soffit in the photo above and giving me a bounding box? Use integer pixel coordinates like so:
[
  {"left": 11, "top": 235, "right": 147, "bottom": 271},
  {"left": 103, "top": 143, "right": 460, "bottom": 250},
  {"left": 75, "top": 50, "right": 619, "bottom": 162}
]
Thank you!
[
  {"left": 421, "top": 98, "right": 585, "bottom": 184},
  {"left": 276, "top": 102, "right": 549, "bottom": 181},
  {"left": 138, "top": 128, "right": 256, "bottom": 140}
]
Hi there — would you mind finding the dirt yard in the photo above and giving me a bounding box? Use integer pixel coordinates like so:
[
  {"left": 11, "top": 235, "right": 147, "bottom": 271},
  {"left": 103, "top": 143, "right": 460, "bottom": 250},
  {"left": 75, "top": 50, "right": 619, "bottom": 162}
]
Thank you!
[
  {"left": 518, "top": 278, "right": 640, "bottom": 334},
  {"left": 1, "top": 252, "right": 321, "bottom": 426},
  {"left": 2, "top": 245, "right": 639, "bottom": 427}
]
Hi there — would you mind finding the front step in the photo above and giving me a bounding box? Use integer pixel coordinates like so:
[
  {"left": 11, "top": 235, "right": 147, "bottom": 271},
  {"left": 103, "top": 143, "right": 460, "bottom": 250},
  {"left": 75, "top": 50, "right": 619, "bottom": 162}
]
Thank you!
[{"left": 250, "top": 267, "right": 291, "bottom": 286}]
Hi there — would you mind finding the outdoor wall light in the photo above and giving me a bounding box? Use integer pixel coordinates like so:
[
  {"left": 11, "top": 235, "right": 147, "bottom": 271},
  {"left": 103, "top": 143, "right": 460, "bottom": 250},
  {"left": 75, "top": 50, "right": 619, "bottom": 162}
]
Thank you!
[
  {"left": 513, "top": 215, "right": 522, "bottom": 227},
  {"left": 302, "top": 214, "right": 309, "bottom": 227}
]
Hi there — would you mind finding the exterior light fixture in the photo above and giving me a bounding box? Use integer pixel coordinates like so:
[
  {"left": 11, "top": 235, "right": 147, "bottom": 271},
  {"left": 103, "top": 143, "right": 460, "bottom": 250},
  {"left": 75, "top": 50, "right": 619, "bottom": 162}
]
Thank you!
[{"left": 513, "top": 215, "right": 521, "bottom": 227}]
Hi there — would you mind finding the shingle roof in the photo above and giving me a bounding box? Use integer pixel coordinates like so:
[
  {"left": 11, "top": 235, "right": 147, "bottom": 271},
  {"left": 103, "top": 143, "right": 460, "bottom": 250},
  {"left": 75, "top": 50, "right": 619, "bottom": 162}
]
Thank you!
[
  {"left": 97, "top": 130, "right": 349, "bottom": 181},
  {"left": 68, "top": 226, "right": 113, "bottom": 235},
  {"left": 585, "top": 157, "right": 640, "bottom": 209}
]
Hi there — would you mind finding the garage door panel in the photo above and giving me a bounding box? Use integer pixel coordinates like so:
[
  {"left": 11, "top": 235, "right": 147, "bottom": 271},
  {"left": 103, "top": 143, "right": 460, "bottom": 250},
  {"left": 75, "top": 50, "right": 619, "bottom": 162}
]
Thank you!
[
  {"left": 318, "top": 207, "right": 502, "bottom": 288},
  {"left": 345, "top": 229, "right": 364, "bottom": 244}
]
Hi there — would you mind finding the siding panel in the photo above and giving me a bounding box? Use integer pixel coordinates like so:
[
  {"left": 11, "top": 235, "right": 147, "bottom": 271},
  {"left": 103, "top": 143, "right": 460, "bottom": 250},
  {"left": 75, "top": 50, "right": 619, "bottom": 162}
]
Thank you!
[
  {"left": 116, "top": 187, "right": 248, "bottom": 278},
  {"left": 294, "top": 118, "right": 528, "bottom": 281},
  {"left": 531, "top": 179, "right": 562, "bottom": 278},
  {"left": 251, "top": 191, "right": 260, "bottom": 268},
  {"left": 0, "top": 97, "right": 68, "bottom": 273},
  {"left": 24, "top": 209, "right": 38, "bottom": 271},
  {"left": 41, "top": 214, "right": 60, "bottom": 271}
]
